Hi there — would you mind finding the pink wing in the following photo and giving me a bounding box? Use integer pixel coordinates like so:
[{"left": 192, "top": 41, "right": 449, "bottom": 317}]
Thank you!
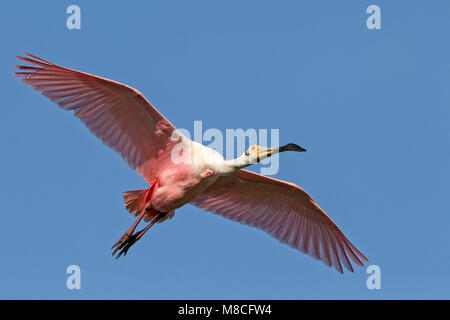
[
  {"left": 192, "top": 169, "right": 368, "bottom": 273},
  {"left": 14, "top": 53, "right": 181, "bottom": 183}
]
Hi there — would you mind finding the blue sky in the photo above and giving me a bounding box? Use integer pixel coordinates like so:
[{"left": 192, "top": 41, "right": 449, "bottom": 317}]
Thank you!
[{"left": 1, "top": 1, "right": 449, "bottom": 299}]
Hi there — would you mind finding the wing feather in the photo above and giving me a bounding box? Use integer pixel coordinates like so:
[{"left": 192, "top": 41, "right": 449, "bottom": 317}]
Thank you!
[
  {"left": 14, "top": 53, "right": 182, "bottom": 182},
  {"left": 192, "top": 169, "right": 368, "bottom": 273}
]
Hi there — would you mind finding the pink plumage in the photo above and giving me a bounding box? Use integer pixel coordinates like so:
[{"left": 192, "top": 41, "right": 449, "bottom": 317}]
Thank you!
[
  {"left": 192, "top": 170, "right": 368, "bottom": 273},
  {"left": 14, "top": 53, "right": 368, "bottom": 272}
]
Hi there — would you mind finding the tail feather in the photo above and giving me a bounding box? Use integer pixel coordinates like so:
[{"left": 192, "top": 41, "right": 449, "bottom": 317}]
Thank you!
[
  {"left": 122, "top": 189, "right": 149, "bottom": 216},
  {"left": 122, "top": 184, "right": 176, "bottom": 223}
]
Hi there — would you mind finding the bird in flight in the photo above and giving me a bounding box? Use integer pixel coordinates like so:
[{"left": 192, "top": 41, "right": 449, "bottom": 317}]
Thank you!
[{"left": 14, "top": 53, "right": 368, "bottom": 273}]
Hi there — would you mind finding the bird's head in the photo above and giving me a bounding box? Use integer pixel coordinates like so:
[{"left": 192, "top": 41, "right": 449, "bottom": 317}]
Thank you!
[{"left": 243, "top": 143, "right": 306, "bottom": 164}]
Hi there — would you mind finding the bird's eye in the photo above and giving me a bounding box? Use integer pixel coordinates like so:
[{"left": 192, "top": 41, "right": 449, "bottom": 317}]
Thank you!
[{"left": 245, "top": 151, "right": 250, "bottom": 156}]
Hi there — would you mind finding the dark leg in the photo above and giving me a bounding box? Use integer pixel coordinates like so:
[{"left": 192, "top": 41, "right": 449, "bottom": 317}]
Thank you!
[
  {"left": 112, "top": 182, "right": 159, "bottom": 255},
  {"left": 111, "top": 207, "right": 156, "bottom": 256},
  {"left": 114, "top": 212, "right": 167, "bottom": 259}
]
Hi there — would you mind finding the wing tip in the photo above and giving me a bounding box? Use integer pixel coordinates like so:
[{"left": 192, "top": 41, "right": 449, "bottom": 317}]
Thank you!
[
  {"left": 24, "top": 52, "right": 48, "bottom": 62},
  {"left": 351, "top": 246, "right": 370, "bottom": 264},
  {"left": 360, "top": 253, "right": 370, "bottom": 263},
  {"left": 15, "top": 53, "right": 53, "bottom": 69}
]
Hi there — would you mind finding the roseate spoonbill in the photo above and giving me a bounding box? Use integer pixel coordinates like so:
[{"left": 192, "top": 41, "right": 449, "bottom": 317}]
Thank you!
[{"left": 14, "top": 53, "right": 368, "bottom": 273}]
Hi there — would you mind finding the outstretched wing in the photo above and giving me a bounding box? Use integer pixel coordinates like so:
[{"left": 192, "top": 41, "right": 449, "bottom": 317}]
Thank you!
[
  {"left": 14, "top": 53, "right": 183, "bottom": 183},
  {"left": 192, "top": 169, "right": 368, "bottom": 273}
]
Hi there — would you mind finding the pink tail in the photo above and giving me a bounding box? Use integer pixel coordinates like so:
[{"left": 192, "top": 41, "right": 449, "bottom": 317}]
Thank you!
[
  {"left": 122, "top": 183, "right": 162, "bottom": 222},
  {"left": 122, "top": 183, "right": 175, "bottom": 223},
  {"left": 122, "top": 189, "right": 149, "bottom": 216}
]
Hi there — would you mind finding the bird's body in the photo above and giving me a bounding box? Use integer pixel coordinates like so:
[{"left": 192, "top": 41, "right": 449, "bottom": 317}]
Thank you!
[
  {"left": 150, "top": 151, "right": 217, "bottom": 213},
  {"left": 134, "top": 140, "right": 228, "bottom": 214},
  {"left": 14, "top": 53, "right": 368, "bottom": 273}
]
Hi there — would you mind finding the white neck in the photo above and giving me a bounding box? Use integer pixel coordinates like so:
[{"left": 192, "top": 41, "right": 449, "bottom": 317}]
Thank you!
[
  {"left": 190, "top": 142, "right": 251, "bottom": 176},
  {"left": 219, "top": 156, "right": 249, "bottom": 175}
]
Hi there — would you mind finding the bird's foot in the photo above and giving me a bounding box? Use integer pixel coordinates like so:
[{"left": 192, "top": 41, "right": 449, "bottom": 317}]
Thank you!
[
  {"left": 111, "top": 231, "right": 134, "bottom": 257},
  {"left": 113, "top": 230, "right": 145, "bottom": 259},
  {"left": 111, "top": 212, "right": 165, "bottom": 259}
]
